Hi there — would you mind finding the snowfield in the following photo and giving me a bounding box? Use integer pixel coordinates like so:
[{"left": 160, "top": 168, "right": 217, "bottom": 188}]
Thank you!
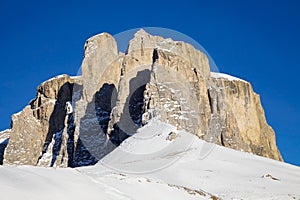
[{"left": 1, "top": 120, "right": 299, "bottom": 200}]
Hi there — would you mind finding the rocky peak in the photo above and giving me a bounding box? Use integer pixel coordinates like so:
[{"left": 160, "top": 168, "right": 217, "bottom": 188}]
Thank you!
[
  {"left": 1, "top": 30, "right": 282, "bottom": 168},
  {"left": 82, "top": 32, "right": 119, "bottom": 102}
]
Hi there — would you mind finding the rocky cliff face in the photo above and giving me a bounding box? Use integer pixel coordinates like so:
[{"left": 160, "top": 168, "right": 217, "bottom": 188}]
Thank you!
[
  {"left": 208, "top": 73, "right": 282, "bottom": 160},
  {"left": 1, "top": 30, "right": 282, "bottom": 167},
  {"left": 3, "top": 75, "right": 82, "bottom": 167}
]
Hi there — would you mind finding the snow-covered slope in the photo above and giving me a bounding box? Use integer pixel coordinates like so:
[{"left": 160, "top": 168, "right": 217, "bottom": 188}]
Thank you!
[{"left": 1, "top": 120, "right": 299, "bottom": 200}]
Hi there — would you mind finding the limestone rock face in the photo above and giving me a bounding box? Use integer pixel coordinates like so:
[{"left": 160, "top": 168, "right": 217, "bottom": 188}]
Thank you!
[
  {"left": 4, "top": 106, "right": 42, "bottom": 165},
  {"left": 144, "top": 48, "right": 211, "bottom": 137},
  {"left": 73, "top": 33, "right": 121, "bottom": 166},
  {"left": 3, "top": 75, "right": 80, "bottom": 167},
  {"left": 1, "top": 29, "right": 283, "bottom": 167},
  {"left": 208, "top": 73, "right": 282, "bottom": 161},
  {"left": 82, "top": 33, "right": 120, "bottom": 102},
  {"left": 107, "top": 30, "right": 211, "bottom": 141}
]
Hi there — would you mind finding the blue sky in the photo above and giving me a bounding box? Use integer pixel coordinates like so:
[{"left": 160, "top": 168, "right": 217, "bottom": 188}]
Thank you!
[{"left": 0, "top": 0, "right": 299, "bottom": 166}]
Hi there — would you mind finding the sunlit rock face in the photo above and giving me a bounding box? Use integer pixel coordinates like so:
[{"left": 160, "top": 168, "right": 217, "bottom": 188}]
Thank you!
[
  {"left": 3, "top": 75, "right": 80, "bottom": 167},
  {"left": 208, "top": 73, "right": 282, "bottom": 161},
  {"left": 1, "top": 30, "right": 282, "bottom": 167}
]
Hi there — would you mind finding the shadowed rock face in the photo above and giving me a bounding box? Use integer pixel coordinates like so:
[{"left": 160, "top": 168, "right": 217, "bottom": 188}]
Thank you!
[
  {"left": 1, "top": 30, "right": 282, "bottom": 167},
  {"left": 0, "top": 130, "right": 10, "bottom": 165}
]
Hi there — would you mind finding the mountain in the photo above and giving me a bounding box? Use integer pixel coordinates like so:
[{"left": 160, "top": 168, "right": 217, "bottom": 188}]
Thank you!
[
  {"left": 0, "top": 29, "right": 282, "bottom": 167},
  {"left": 1, "top": 29, "right": 299, "bottom": 199},
  {"left": 0, "top": 119, "right": 299, "bottom": 200}
]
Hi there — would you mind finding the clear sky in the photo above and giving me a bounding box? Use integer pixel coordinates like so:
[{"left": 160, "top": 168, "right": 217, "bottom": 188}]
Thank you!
[{"left": 0, "top": 0, "right": 299, "bottom": 166}]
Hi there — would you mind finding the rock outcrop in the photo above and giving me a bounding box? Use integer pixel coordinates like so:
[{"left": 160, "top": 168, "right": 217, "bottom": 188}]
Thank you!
[
  {"left": 3, "top": 75, "right": 81, "bottom": 167},
  {"left": 1, "top": 30, "right": 282, "bottom": 167}
]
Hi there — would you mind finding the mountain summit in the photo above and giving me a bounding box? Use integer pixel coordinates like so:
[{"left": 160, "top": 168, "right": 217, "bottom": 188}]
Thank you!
[{"left": 0, "top": 30, "right": 282, "bottom": 168}]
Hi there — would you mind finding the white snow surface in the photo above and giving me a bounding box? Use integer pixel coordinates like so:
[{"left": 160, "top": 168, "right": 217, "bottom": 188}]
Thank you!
[
  {"left": 0, "top": 130, "right": 10, "bottom": 144},
  {"left": 211, "top": 72, "right": 247, "bottom": 82},
  {"left": 0, "top": 119, "right": 300, "bottom": 200}
]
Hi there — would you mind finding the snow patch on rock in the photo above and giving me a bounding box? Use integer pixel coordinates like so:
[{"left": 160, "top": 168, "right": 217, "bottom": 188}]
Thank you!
[{"left": 211, "top": 72, "right": 247, "bottom": 82}]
